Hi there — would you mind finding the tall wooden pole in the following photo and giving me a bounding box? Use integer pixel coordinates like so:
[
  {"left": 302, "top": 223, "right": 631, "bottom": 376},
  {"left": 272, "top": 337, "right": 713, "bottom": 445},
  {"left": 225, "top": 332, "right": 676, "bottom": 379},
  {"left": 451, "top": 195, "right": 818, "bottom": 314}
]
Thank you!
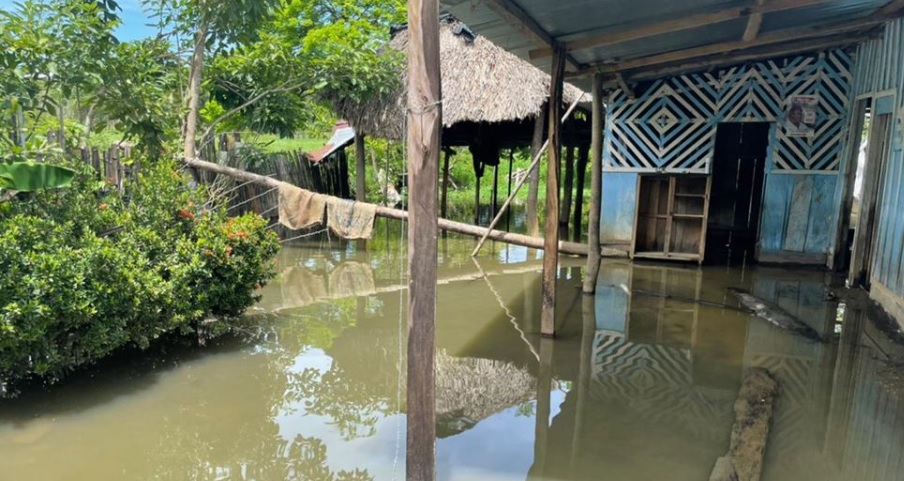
[
  {"left": 441, "top": 147, "right": 452, "bottom": 221},
  {"left": 561, "top": 146, "right": 575, "bottom": 239},
  {"left": 573, "top": 144, "right": 589, "bottom": 243},
  {"left": 582, "top": 73, "right": 604, "bottom": 294},
  {"left": 406, "top": 0, "right": 440, "bottom": 478},
  {"left": 542, "top": 47, "right": 565, "bottom": 337},
  {"left": 506, "top": 149, "right": 514, "bottom": 232},
  {"left": 355, "top": 132, "right": 367, "bottom": 251},
  {"left": 526, "top": 107, "right": 545, "bottom": 237},
  {"left": 491, "top": 162, "right": 500, "bottom": 219}
]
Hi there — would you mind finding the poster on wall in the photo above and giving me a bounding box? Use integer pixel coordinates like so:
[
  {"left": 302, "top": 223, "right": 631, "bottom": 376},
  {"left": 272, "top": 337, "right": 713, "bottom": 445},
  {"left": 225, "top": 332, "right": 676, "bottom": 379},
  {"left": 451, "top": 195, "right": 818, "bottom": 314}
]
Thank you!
[{"left": 785, "top": 95, "right": 817, "bottom": 137}]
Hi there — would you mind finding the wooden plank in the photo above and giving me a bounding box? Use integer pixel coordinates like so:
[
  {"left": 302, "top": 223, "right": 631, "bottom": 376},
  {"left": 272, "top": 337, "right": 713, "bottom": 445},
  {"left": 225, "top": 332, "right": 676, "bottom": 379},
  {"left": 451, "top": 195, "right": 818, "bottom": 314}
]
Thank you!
[
  {"left": 759, "top": 174, "right": 793, "bottom": 253},
  {"left": 784, "top": 175, "right": 814, "bottom": 252},
  {"left": 541, "top": 47, "right": 566, "bottom": 337},
  {"left": 601, "top": 172, "right": 639, "bottom": 244},
  {"left": 406, "top": 0, "right": 440, "bottom": 478},
  {"left": 804, "top": 175, "right": 837, "bottom": 254},
  {"left": 530, "top": 0, "right": 833, "bottom": 59},
  {"left": 664, "top": 176, "right": 676, "bottom": 255},
  {"left": 583, "top": 74, "right": 604, "bottom": 294},
  {"left": 482, "top": 0, "right": 581, "bottom": 69}
]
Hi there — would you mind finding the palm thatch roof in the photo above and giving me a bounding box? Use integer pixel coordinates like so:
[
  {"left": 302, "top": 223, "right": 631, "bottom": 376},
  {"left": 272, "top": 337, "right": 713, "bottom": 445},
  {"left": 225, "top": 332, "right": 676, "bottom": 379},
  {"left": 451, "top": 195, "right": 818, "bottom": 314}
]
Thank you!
[{"left": 332, "top": 16, "right": 586, "bottom": 141}]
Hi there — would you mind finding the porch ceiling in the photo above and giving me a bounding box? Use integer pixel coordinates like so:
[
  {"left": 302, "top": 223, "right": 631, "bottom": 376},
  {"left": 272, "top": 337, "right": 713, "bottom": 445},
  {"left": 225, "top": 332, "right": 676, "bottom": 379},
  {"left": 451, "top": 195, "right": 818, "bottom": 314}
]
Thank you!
[{"left": 442, "top": 0, "right": 904, "bottom": 87}]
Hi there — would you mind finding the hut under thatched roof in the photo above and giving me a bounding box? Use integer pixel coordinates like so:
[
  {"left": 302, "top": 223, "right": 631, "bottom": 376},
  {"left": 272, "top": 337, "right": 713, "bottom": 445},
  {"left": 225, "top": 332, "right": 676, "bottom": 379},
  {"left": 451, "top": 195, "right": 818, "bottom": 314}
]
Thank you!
[{"left": 332, "top": 15, "right": 587, "bottom": 149}]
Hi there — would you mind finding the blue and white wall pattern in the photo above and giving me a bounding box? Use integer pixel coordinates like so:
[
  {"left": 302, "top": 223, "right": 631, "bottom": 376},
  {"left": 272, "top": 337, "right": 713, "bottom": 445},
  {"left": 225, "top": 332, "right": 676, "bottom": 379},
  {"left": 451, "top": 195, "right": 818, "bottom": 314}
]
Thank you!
[{"left": 604, "top": 50, "right": 853, "bottom": 172}]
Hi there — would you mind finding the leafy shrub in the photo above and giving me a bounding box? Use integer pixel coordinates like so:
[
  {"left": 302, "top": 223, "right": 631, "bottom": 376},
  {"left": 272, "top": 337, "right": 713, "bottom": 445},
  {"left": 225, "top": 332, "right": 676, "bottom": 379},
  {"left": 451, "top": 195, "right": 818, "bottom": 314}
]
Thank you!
[{"left": 0, "top": 160, "right": 279, "bottom": 386}]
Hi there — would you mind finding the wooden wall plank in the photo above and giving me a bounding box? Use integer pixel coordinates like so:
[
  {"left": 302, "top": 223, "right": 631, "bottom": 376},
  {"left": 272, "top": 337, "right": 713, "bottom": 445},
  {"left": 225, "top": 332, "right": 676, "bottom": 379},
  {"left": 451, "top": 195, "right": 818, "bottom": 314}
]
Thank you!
[
  {"left": 759, "top": 174, "right": 794, "bottom": 252},
  {"left": 600, "top": 172, "right": 638, "bottom": 244},
  {"left": 783, "top": 176, "right": 814, "bottom": 252},
  {"left": 805, "top": 175, "right": 838, "bottom": 254}
]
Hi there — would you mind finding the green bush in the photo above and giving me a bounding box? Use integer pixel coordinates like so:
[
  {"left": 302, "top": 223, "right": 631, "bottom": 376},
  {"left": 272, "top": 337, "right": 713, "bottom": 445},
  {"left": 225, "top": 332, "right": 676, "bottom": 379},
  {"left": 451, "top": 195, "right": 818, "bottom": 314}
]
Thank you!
[{"left": 0, "top": 160, "right": 280, "bottom": 386}]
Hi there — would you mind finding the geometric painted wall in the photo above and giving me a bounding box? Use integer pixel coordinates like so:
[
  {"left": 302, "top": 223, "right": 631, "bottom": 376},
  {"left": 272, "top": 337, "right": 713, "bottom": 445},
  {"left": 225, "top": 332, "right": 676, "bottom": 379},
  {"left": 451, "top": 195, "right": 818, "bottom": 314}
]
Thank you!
[{"left": 604, "top": 49, "right": 853, "bottom": 172}]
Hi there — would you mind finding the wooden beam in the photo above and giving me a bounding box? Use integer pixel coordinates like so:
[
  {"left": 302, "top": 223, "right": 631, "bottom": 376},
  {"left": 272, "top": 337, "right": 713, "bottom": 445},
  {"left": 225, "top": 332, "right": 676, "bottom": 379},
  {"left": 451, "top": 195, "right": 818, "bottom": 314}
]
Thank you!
[
  {"left": 607, "top": 32, "right": 876, "bottom": 83},
  {"left": 582, "top": 73, "right": 603, "bottom": 295},
  {"left": 185, "top": 157, "right": 594, "bottom": 255},
  {"left": 529, "top": 0, "right": 833, "bottom": 59},
  {"left": 406, "top": 0, "right": 440, "bottom": 478},
  {"left": 743, "top": 0, "right": 767, "bottom": 41},
  {"left": 877, "top": 0, "right": 904, "bottom": 16},
  {"left": 590, "top": 15, "right": 895, "bottom": 74},
  {"left": 482, "top": 0, "right": 582, "bottom": 70},
  {"left": 615, "top": 73, "right": 635, "bottom": 99},
  {"left": 541, "top": 47, "right": 565, "bottom": 337}
]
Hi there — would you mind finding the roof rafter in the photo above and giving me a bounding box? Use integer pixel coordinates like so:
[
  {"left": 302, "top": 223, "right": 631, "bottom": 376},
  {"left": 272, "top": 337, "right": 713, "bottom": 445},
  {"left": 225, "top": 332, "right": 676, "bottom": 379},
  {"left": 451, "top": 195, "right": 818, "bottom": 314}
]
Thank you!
[
  {"left": 742, "top": 0, "right": 767, "bottom": 41},
  {"left": 481, "top": 0, "right": 582, "bottom": 70},
  {"left": 579, "top": 12, "right": 901, "bottom": 76},
  {"left": 529, "top": 0, "right": 833, "bottom": 60}
]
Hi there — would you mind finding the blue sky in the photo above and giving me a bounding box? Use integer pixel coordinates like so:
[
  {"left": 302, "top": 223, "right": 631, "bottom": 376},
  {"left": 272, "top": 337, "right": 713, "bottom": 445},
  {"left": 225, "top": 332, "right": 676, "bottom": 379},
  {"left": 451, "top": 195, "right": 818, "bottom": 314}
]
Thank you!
[{"left": 0, "top": 0, "right": 156, "bottom": 41}]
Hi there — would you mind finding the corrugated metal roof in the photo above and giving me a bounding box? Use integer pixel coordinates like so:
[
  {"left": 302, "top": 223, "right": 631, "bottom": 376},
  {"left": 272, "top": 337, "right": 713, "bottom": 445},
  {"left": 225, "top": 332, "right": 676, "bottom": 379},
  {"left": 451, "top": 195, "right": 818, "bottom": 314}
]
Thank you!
[
  {"left": 306, "top": 121, "right": 356, "bottom": 164},
  {"left": 442, "top": 0, "right": 894, "bottom": 82}
]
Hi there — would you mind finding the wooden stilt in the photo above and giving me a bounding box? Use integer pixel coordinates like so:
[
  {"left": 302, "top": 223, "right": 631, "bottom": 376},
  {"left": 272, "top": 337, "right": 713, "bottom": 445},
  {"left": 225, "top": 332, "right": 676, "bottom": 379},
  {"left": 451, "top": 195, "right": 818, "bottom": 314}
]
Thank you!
[
  {"left": 573, "top": 144, "right": 589, "bottom": 243},
  {"left": 355, "top": 132, "right": 367, "bottom": 251},
  {"left": 527, "top": 108, "right": 544, "bottom": 238},
  {"left": 406, "top": 0, "right": 440, "bottom": 478},
  {"left": 475, "top": 174, "right": 481, "bottom": 225},
  {"left": 531, "top": 338, "right": 554, "bottom": 478},
  {"left": 441, "top": 147, "right": 452, "bottom": 223},
  {"left": 506, "top": 149, "right": 514, "bottom": 232},
  {"left": 542, "top": 47, "right": 565, "bottom": 337},
  {"left": 491, "top": 162, "right": 500, "bottom": 219},
  {"left": 583, "top": 73, "right": 604, "bottom": 294},
  {"left": 561, "top": 146, "right": 575, "bottom": 239}
]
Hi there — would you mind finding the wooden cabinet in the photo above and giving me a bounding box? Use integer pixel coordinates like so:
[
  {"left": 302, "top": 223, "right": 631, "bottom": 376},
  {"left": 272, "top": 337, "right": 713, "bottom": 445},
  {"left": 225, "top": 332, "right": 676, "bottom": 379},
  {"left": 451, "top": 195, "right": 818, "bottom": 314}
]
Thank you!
[{"left": 631, "top": 174, "right": 711, "bottom": 264}]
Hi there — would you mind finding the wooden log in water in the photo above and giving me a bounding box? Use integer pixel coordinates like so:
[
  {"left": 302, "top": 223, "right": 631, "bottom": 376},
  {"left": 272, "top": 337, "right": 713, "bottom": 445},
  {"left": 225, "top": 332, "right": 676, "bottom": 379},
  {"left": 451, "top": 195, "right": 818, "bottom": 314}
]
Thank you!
[
  {"left": 186, "top": 157, "right": 591, "bottom": 256},
  {"left": 709, "top": 368, "right": 778, "bottom": 481}
]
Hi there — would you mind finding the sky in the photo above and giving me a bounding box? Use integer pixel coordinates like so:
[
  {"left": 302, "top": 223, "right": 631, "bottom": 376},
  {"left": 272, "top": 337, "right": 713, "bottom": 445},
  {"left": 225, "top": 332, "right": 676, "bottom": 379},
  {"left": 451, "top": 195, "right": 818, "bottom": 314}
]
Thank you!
[{"left": 0, "top": 0, "right": 157, "bottom": 41}]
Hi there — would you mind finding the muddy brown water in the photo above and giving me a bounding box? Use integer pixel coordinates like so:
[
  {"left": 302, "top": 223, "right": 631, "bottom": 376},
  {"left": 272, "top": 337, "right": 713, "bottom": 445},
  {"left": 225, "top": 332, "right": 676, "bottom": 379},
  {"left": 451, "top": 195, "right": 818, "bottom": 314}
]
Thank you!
[{"left": 2, "top": 232, "right": 904, "bottom": 481}]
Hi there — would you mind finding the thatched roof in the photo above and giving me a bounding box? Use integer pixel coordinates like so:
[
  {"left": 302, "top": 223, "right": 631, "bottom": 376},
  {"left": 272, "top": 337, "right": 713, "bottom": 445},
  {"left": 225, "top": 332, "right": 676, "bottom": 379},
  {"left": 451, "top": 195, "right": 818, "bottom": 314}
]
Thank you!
[{"left": 333, "top": 17, "right": 586, "bottom": 141}]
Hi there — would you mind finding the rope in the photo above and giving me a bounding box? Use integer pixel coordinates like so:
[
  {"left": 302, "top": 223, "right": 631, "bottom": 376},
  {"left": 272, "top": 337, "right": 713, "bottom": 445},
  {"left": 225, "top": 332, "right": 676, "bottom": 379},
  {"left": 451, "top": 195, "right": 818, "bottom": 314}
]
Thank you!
[
  {"left": 279, "top": 228, "right": 328, "bottom": 244},
  {"left": 391, "top": 101, "right": 410, "bottom": 481}
]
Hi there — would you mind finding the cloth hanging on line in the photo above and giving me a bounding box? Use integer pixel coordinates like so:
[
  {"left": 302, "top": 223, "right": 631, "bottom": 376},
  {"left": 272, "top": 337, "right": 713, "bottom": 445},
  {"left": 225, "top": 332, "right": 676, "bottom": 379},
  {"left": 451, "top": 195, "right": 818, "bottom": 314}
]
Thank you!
[
  {"left": 278, "top": 183, "right": 326, "bottom": 229},
  {"left": 327, "top": 198, "right": 377, "bottom": 240}
]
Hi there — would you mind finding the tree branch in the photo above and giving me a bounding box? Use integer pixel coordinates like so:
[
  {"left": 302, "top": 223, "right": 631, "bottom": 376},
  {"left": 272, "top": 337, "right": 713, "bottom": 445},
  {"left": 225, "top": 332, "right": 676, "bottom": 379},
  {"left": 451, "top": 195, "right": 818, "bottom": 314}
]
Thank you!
[{"left": 197, "top": 80, "right": 308, "bottom": 151}]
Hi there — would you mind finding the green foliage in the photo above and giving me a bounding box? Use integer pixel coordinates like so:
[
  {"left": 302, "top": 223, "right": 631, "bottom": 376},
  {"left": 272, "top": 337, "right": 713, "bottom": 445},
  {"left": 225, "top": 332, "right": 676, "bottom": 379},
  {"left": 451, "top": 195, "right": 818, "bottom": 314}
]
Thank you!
[{"left": 0, "top": 160, "right": 280, "bottom": 386}]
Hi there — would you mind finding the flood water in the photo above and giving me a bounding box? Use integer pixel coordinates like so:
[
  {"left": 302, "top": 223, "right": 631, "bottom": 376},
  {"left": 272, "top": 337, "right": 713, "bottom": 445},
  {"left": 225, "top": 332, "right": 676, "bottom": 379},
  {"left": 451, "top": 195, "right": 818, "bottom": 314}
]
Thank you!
[{"left": 2, "top": 229, "right": 904, "bottom": 481}]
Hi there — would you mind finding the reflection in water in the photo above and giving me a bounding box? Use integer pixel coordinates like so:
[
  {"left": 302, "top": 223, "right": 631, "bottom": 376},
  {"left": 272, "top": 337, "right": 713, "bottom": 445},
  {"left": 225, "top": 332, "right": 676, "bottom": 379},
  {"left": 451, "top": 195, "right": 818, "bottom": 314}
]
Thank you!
[{"left": 1, "top": 237, "right": 903, "bottom": 481}]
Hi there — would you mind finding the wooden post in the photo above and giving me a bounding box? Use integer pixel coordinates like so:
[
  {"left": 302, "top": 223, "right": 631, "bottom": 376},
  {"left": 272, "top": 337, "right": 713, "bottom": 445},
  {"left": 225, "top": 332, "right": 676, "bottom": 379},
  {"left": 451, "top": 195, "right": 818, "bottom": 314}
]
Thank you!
[
  {"left": 527, "top": 107, "right": 545, "bottom": 237},
  {"left": 583, "top": 74, "right": 604, "bottom": 294},
  {"left": 355, "top": 132, "right": 367, "bottom": 251},
  {"left": 573, "top": 144, "right": 589, "bottom": 243},
  {"left": 406, "top": 0, "right": 440, "bottom": 478},
  {"left": 561, "top": 146, "right": 575, "bottom": 238},
  {"left": 507, "top": 149, "right": 514, "bottom": 232},
  {"left": 542, "top": 47, "right": 565, "bottom": 337},
  {"left": 532, "top": 338, "right": 554, "bottom": 477},
  {"left": 441, "top": 147, "right": 452, "bottom": 222},
  {"left": 475, "top": 174, "right": 481, "bottom": 225},
  {"left": 491, "top": 162, "right": 500, "bottom": 219}
]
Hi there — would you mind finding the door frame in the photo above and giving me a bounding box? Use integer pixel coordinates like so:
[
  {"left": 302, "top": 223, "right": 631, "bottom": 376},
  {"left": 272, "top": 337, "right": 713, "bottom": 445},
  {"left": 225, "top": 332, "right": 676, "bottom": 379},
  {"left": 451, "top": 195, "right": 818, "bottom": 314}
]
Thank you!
[{"left": 848, "top": 91, "right": 896, "bottom": 288}]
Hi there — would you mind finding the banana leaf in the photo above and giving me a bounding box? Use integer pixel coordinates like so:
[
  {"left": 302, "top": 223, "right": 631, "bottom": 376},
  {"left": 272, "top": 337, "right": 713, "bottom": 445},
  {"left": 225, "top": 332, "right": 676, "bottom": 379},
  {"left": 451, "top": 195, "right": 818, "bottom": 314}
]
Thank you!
[{"left": 0, "top": 162, "right": 76, "bottom": 192}]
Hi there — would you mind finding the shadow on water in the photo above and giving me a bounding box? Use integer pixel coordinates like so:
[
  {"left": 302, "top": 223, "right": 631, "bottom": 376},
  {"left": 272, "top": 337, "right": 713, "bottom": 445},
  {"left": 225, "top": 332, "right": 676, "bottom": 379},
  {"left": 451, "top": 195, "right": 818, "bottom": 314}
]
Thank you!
[{"left": 2, "top": 233, "right": 904, "bottom": 481}]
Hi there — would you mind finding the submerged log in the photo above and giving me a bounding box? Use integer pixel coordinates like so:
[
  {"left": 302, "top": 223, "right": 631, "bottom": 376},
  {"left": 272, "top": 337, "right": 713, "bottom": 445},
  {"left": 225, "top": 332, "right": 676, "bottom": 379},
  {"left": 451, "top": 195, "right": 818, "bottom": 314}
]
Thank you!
[
  {"left": 709, "top": 368, "right": 779, "bottom": 481},
  {"left": 186, "top": 157, "right": 589, "bottom": 256}
]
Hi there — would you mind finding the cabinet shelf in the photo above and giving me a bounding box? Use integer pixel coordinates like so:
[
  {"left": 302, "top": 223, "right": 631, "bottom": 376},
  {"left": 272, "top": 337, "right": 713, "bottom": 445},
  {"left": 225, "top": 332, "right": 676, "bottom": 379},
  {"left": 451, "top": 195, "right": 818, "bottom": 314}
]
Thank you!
[{"left": 631, "top": 174, "right": 712, "bottom": 265}]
